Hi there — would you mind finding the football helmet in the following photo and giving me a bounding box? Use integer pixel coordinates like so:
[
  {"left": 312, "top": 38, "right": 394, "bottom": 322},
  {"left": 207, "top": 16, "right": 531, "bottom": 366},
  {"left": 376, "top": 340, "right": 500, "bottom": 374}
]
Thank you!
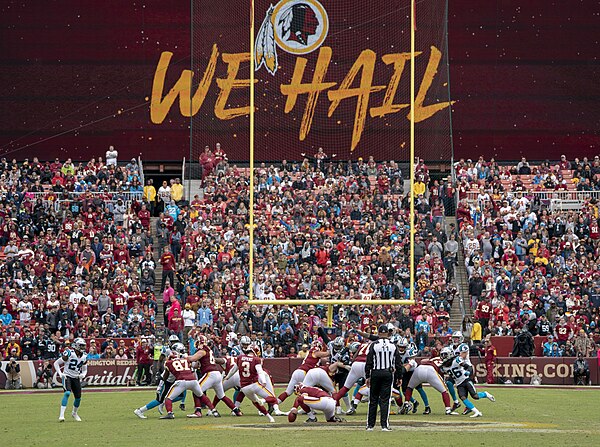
[
  {"left": 73, "top": 338, "right": 86, "bottom": 352},
  {"left": 240, "top": 336, "right": 252, "bottom": 352},
  {"left": 440, "top": 347, "right": 453, "bottom": 361},
  {"left": 397, "top": 337, "right": 409, "bottom": 353},
  {"left": 451, "top": 331, "right": 464, "bottom": 345},
  {"left": 332, "top": 337, "right": 345, "bottom": 351},
  {"left": 172, "top": 342, "right": 187, "bottom": 356},
  {"left": 406, "top": 345, "right": 419, "bottom": 358},
  {"left": 168, "top": 334, "right": 180, "bottom": 345},
  {"left": 458, "top": 343, "right": 470, "bottom": 354},
  {"left": 293, "top": 383, "right": 306, "bottom": 395},
  {"left": 348, "top": 342, "right": 360, "bottom": 353},
  {"left": 311, "top": 339, "right": 324, "bottom": 350}
]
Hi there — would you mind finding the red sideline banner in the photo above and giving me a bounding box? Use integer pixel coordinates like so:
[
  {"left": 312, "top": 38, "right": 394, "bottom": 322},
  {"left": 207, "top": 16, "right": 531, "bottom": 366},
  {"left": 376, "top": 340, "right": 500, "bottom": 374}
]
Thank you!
[
  {"left": 2, "top": 357, "right": 598, "bottom": 388},
  {"left": 471, "top": 357, "right": 599, "bottom": 385}
]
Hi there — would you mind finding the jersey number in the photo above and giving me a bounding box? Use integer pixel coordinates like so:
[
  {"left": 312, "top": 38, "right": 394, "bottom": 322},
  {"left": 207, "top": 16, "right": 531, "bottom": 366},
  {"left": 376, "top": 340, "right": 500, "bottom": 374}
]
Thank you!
[
  {"left": 172, "top": 359, "right": 190, "bottom": 371},
  {"left": 241, "top": 361, "right": 251, "bottom": 378},
  {"left": 68, "top": 359, "right": 84, "bottom": 372}
]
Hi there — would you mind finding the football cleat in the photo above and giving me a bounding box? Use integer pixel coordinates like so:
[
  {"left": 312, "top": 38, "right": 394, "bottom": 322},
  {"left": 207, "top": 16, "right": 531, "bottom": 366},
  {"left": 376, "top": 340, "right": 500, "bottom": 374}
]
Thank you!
[
  {"left": 400, "top": 402, "right": 413, "bottom": 415},
  {"left": 266, "top": 414, "right": 275, "bottom": 423},
  {"left": 451, "top": 401, "right": 461, "bottom": 411},
  {"left": 305, "top": 417, "right": 318, "bottom": 423},
  {"left": 485, "top": 392, "right": 496, "bottom": 402},
  {"left": 134, "top": 409, "right": 147, "bottom": 419},
  {"left": 382, "top": 426, "right": 392, "bottom": 432},
  {"left": 445, "top": 408, "right": 459, "bottom": 415},
  {"left": 366, "top": 426, "right": 374, "bottom": 431},
  {"left": 209, "top": 410, "right": 221, "bottom": 418},
  {"left": 58, "top": 417, "right": 65, "bottom": 423},
  {"left": 272, "top": 409, "right": 288, "bottom": 416},
  {"left": 231, "top": 408, "right": 243, "bottom": 417},
  {"left": 327, "top": 416, "right": 345, "bottom": 423},
  {"left": 187, "top": 411, "right": 203, "bottom": 418},
  {"left": 345, "top": 407, "right": 356, "bottom": 416},
  {"left": 160, "top": 412, "right": 175, "bottom": 419},
  {"left": 470, "top": 410, "right": 483, "bottom": 418},
  {"left": 423, "top": 406, "right": 431, "bottom": 415},
  {"left": 412, "top": 400, "right": 419, "bottom": 414},
  {"left": 72, "top": 413, "right": 82, "bottom": 422},
  {"left": 462, "top": 407, "right": 473, "bottom": 415},
  {"left": 179, "top": 403, "right": 186, "bottom": 411}
]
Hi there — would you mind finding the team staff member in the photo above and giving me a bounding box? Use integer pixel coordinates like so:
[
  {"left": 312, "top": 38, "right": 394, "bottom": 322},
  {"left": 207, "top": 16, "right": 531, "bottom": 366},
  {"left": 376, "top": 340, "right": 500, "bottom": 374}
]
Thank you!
[{"left": 364, "top": 325, "right": 403, "bottom": 432}]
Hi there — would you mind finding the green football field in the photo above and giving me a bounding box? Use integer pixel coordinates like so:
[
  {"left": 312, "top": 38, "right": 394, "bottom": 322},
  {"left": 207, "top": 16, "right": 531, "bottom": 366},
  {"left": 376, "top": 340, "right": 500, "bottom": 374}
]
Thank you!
[{"left": 2, "top": 386, "right": 599, "bottom": 447}]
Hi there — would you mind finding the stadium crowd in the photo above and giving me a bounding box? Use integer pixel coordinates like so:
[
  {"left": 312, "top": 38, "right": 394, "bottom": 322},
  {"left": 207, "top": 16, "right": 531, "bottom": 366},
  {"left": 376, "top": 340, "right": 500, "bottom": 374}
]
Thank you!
[
  {"left": 456, "top": 155, "right": 599, "bottom": 357},
  {"left": 2, "top": 147, "right": 598, "bottom": 386}
]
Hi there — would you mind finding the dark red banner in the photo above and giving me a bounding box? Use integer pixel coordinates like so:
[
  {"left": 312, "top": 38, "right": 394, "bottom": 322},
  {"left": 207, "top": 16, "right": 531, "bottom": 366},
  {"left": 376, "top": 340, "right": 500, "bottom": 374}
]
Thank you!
[{"left": 0, "top": 1, "right": 597, "bottom": 161}]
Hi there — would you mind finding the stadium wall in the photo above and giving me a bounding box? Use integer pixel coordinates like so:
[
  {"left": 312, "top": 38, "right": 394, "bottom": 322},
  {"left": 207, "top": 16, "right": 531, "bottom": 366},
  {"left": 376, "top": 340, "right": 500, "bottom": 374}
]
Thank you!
[
  {"left": 0, "top": 1, "right": 597, "bottom": 162},
  {"left": 2, "top": 356, "right": 598, "bottom": 388}
]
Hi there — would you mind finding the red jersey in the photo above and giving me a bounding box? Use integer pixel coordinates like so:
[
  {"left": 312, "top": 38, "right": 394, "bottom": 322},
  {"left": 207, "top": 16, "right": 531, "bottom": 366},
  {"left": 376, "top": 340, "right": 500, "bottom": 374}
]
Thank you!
[
  {"left": 298, "top": 348, "right": 322, "bottom": 372},
  {"left": 165, "top": 357, "right": 197, "bottom": 381},
  {"left": 555, "top": 323, "right": 572, "bottom": 342},
  {"left": 421, "top": 356, "right": 444, "bottom": 374},
  {"left": 354, "top": 342, "right": 371, "bottom": 363},
  {"left": 197, "top": 347, "right": 221, "bottom": 374},
  {"left": 476, "top": 302, "right": 492, "bottom": 320},
  {"left": 224, "top": 356, "right": 236, "bottom": 375},
  {"left": 236, "top": 354, "right": 263, "bottom": 387},
  {"left": 296, "top": 385, "right": 330, "bottom": 401}
]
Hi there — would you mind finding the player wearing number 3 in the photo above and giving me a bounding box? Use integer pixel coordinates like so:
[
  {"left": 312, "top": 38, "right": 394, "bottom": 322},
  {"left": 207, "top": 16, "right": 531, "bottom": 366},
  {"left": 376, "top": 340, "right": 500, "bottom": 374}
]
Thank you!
[
  {"left": 224, "top": 346, "right": 286, "bottom": 422},
  {"left": 186, "top": 335, "right": 241, "bottom": 417},
  {"left": 54, "top": 338, "right": 88, "bottom": 422}
]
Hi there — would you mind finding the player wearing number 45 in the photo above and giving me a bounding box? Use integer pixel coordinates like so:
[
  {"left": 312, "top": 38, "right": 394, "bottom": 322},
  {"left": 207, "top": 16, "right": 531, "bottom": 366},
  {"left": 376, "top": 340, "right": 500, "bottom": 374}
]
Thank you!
[{"left": 54, "top": 338, "right": 88, "bottom": 422}]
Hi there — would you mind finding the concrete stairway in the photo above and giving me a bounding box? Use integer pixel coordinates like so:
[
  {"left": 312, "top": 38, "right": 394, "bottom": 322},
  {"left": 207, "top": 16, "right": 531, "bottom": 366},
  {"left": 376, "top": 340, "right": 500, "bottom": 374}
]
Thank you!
[
  {"left": 150, "top": 216, "right": 164, "bottom": 327},
  {"left": 448, "top": 216, "right": 473, "bottom": 331}
]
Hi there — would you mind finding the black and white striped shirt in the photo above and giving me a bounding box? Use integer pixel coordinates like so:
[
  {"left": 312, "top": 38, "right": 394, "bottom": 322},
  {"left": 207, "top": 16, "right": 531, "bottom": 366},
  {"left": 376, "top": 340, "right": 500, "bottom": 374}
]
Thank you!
[{"left": 365, "top": 338, "right": 401, "bottom": 378}]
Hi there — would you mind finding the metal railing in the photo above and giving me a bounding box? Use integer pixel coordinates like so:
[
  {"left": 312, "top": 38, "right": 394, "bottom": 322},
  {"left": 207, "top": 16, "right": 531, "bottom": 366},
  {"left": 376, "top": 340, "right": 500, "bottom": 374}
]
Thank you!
[{"left": 462, "top": 189, "right": 600, "bottom": 204}]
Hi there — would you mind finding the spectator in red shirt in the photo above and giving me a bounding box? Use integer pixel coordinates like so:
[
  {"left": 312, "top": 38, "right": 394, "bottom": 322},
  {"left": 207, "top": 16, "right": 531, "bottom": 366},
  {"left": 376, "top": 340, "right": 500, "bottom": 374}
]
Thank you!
[
  {"left": 135, "top": 339, "right": 152, "bottom": 386},
  {"left": 160, "top": 247, "right": 176, "bottom": 291}
]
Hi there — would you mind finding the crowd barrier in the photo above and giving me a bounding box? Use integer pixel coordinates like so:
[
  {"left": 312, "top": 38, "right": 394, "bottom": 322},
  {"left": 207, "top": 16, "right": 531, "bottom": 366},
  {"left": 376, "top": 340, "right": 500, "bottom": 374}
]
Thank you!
[{"left": 2, "top": 355, "right": 598, "bottom": 389}]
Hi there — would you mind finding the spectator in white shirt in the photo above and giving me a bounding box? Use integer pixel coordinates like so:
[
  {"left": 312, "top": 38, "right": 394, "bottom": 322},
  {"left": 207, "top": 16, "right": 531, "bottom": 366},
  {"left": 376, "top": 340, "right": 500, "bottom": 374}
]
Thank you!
[{"left": 106, "top": 145, "right": 118, "bottom": 166}]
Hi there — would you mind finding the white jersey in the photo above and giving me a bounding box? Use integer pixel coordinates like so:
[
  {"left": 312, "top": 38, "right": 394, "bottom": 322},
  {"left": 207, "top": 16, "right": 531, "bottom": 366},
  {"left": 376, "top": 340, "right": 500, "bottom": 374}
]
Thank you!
[
  {"left": 442, "top": 356, "right": 472, "bottom": 386},
  {"left": 451, "top": 343, "right": 470, "bottom": 360},
  {"left": 401, "top": 353, "right": 418, "bottom": 372},
  {"left": 61, "top": 349, "right": 88, "bottom": 379}
]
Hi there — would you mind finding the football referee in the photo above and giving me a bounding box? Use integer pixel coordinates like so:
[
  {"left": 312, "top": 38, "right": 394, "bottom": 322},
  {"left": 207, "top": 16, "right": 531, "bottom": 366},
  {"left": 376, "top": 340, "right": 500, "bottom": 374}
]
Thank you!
[{"left": 364, "top": 325, "right": 403, "bottom": 431}]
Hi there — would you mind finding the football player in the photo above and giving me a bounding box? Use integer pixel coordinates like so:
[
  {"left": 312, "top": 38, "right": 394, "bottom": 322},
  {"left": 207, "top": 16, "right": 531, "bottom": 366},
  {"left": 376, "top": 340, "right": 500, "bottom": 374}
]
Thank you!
[
  {"left": 288, "top": 383, "right": 343, "bottom": 424},
  {"left": 278, "top": 339, "right": 329, "bottom": 404},
  {"left": 398, "top": 340, "right": 431, "bottom": 415},
  {"left": 401, "top": 355, "right": 455, "bottom": 415},
  {"left": 134, "top": 335, "right": 186, "bottom": 418},
  {"left": 445, "top": 331, "right": 466, "bottom": 411},
  {"left": 224, "top": 346, "right": 280, "bottom": 422},
  {"left": 333, "top": 340, "right": 371, "bottom": 405},
  {"left": 54, "top": 338, "right": 88, "bottom": 422},
  {"left": 158, "top": 343, "right": 210, "bottom": 419},
  {"left": 186, "top": 335, "right": 242, "bottom": 417},
  {"left": 440, "top": 346, "right": 495, "bottom": 418}
]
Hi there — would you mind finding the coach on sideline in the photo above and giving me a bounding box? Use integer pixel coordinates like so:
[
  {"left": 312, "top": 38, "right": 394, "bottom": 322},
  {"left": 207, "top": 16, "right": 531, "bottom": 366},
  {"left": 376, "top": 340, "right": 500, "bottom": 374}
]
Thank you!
[{"left": 365, "top": 325, "right": 403, "bottom": 431}]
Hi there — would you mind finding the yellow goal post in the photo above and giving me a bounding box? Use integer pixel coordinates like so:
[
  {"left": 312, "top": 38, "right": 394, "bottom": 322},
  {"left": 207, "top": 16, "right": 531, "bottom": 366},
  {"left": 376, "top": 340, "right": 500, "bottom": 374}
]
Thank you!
[{"left": 248, "top": 1, "right": 418, "bottom": 312}]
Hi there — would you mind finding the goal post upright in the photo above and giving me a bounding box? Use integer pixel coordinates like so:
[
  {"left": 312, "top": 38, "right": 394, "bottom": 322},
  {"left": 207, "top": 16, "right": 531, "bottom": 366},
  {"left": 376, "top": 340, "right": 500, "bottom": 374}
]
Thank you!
[
  {"left": 249, "top": 0, "right": 255, "bottom": 302},
  {"left": 409, "top": 0, "right": 416, "bottom": 304}
]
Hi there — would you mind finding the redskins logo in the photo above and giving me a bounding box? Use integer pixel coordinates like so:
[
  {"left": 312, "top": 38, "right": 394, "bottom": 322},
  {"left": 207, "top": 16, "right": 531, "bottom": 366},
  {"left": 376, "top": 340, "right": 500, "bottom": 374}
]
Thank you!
[{"left": 255, "top": 0, "right": 329, "bottom": 75}]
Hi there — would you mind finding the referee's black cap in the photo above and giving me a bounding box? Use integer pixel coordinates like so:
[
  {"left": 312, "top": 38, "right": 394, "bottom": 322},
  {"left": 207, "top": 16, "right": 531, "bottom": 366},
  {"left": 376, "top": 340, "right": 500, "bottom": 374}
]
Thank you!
[{"left": 378, "top": 324, "right": 389, "bottom": 334}]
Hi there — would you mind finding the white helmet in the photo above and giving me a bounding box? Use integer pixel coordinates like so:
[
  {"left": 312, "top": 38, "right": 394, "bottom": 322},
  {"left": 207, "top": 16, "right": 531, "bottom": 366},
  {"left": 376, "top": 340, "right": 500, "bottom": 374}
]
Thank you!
[
  {"left": 451, "top": 331, "right": 464, "bottom": 345},
  {"left": 240, "top": 336, "right": 252, "bottom": 352},
  {"left": 349, "top": 342, "right": 360, "bottom": 353},
  {"left": 397, "top": 337, "right": 409, "bottom": 353},
  {"left": 73, "top": 338, "right": 86, "bottom": 352},
  {"left": 458, "top": 343, "right": 470, "bottom": 354},
  {"left": 171, "top": 343, "right": 187, "bottom": 356},
  {"left": 332, "top": 337, "right": 345, "bottom": 351},
  {"left": 440, "top": 346, "right": 454, "bottom": 361},
  {"left": 168, "top": 334, "right": 180, "bottom": 345}
]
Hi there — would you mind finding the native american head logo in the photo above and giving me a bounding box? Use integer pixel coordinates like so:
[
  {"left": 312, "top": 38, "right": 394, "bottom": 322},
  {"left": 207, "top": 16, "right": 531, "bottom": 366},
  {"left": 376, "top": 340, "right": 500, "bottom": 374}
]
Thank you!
[{"left": 255, "top": 0, "right": 329, "bottom": 75}]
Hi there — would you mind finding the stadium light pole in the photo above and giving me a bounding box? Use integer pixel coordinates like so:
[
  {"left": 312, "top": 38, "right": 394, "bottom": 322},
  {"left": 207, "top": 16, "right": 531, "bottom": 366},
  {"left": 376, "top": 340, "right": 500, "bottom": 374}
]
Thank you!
[
  {"left": 409, "top": 0, "right": 415, "bottom": 303},
  {"left": 249, "top": 0, "right": 255, "bottom": 302}
]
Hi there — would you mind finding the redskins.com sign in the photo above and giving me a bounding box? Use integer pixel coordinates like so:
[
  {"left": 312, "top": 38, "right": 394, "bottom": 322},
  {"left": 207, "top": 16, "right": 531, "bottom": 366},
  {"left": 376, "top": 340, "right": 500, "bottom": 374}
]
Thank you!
[{"left": 150, "top": 0, "right": 454, "bottom": 161}]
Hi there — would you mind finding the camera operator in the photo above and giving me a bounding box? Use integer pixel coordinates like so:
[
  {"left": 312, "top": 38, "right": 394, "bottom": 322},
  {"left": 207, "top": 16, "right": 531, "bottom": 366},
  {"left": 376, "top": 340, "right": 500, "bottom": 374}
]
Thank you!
[
  {"left": 4, "top": 357, "right": 22, "bottom": 389},
  {"left": 36, "top": 360, "right": 55, "bottom": 389},
  {"left": 573, "top": 352, "right": 590, "bottom": 385}
]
